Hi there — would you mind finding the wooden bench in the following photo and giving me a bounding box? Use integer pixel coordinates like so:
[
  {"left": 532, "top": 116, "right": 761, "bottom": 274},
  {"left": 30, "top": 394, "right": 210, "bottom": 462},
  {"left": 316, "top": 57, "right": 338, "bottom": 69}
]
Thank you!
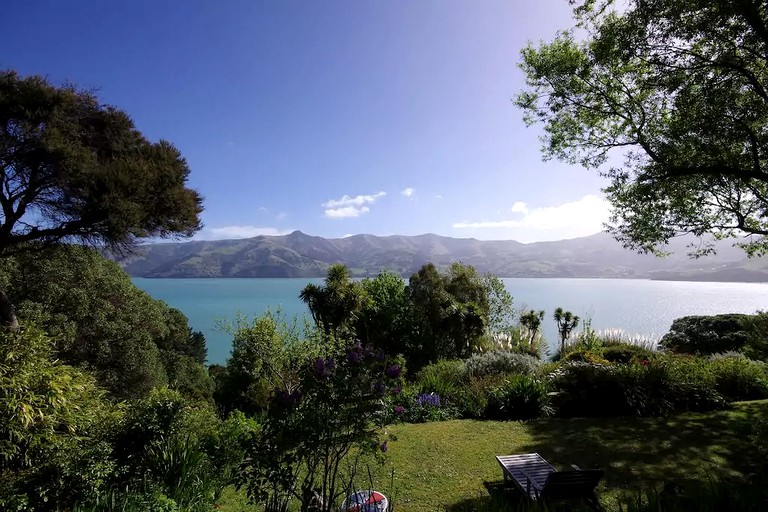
[{"left": 496, "top": 453, "right": 604, "bottom": 511}]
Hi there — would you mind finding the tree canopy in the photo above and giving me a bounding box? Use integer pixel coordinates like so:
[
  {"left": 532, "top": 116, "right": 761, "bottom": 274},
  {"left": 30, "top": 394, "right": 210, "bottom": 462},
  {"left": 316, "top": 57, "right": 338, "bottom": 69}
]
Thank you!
[
  {"left": 0, "top": 70, "right": 203, "bottom": 255},
  {"left": 517, "top": 0, "right": 768, "bottom": 255},
  {"left": 0, "top": 245, "right": 211, "bottom": 399}
]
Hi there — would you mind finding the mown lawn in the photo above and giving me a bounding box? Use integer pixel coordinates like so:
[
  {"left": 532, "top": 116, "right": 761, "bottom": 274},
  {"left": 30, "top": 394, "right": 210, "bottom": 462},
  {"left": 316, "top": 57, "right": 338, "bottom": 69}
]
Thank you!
[{"left": 219, "top": 400, "right": 768, "bottom": 511}]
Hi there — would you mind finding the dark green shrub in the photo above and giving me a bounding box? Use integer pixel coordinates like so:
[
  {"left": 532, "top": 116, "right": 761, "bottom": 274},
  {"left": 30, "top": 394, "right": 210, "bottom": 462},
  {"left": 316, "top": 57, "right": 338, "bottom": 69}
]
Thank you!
[
  {"left": 550, "top": 363, "right": 630, "bottom": 417},
  {"left": 551, "top": 358, "right": 726, "bottom": 418},
  {"left": 485, "top": 375, "right": 553, "bottom": 420},
  {"left": 709, "top": 355, "right": 768, "bottom": 401},
  {"left": 415, "top": 359, "right": 467, "bottom": 398},
  {"left": 616, "top": 478, "right": 768, "bottom": 512},
  {"left": 451, "top": 374, "right": 510, "bottom": 419},
  {"left": 603, "top": 344, "right": 655, "bottom": 364},
  {"left": 563, "top": 350, "right": 611, "bottom": 365},
  {"left": 743, "top": 312, "right": 768, "bottom": 361},
  {"left": 464, "top": 351, "right": 540, "bottom": 379},
  {"left": 660, "top": 314, "right": 752, "bottom": 355},
  {"left": 107, "top": 388, "right": 229, "bottom": 510},
  {"left": 394, "top": 389, "right": 458, "bottom": 423}
]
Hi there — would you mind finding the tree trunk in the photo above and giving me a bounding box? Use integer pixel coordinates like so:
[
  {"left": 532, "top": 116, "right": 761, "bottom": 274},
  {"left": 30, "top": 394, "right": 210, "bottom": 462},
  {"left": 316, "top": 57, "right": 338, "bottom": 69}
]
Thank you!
[{"left": 0, "top": 287, "right": 19, "bottom": 332}]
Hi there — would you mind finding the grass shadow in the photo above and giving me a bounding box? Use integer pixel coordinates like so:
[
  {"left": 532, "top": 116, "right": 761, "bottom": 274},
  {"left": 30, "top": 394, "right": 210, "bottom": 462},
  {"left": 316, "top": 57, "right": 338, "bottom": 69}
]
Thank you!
[{"left": 511, "top": 401, "right": 768, "bottom": 493}]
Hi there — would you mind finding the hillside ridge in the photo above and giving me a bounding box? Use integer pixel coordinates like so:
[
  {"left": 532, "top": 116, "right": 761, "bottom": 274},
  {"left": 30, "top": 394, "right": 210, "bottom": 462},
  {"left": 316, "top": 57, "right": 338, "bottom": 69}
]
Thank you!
[{"left": 116, "top": 230, "right": 768, "bottom": 281}]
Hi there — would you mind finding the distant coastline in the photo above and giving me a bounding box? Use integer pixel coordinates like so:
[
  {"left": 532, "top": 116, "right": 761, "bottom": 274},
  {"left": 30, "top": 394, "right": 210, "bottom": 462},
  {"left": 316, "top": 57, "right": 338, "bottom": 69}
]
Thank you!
[{"left": 118, "top": 230, "right": 768, "bottom": 283}]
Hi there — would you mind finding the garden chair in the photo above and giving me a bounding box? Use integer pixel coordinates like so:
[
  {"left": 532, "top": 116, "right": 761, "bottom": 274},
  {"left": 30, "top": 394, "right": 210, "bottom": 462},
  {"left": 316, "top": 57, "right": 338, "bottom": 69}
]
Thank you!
[{"left": 496, "top": 453, "right": 604, "bottom": 511}]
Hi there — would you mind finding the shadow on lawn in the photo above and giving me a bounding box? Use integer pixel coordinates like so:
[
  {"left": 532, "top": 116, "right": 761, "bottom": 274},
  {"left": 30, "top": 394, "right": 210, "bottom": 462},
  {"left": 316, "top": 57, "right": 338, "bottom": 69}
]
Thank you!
[
  {"left": 508, "top": 402, "right": 768, "bottom": 491},
  {"left": 443, "top": 481, "right": 595, "bottom": 512}
]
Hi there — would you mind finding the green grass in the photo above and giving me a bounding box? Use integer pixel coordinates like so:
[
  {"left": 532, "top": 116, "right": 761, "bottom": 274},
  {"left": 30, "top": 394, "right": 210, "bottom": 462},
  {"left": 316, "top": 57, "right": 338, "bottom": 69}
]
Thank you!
[{"left": 219, "top": 400, "right": 768, "bottom": 511}]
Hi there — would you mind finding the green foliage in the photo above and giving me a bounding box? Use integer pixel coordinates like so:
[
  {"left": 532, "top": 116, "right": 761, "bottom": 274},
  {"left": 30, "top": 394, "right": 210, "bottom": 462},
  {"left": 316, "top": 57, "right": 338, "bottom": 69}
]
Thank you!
[
  {"left": 0, "top": 70, "right": 202, "bottom": 255},
  {"left": 105, "top": 388, "right": 240, "bottom": 512},
  {"left": 215, "top": 310, "right": 318, "bottom": 415},
  {"left": 0, "top": 246, "right": 210, "bottom": 399},
  {"left": 551, "top": 357, "right": 727, "bottom": 418},
  {"left": 660, "top": 314, "right": 752, "bottom": 355},
  {"left": 464, "top": 351, "right": 540, "bottom": 379},
  {"left": 238, "top": 341, "right": 404, "bottom": 511},
  {"left": 519, "top": 310, "right": 545, "bottom": 351},
  {"left": 743, "top": 312, "right": 768, "bottom": 361},
  {"left": 355, "top": 270, "right": 411, "bottom": 356},
  {"left": 162, "top": 352, "right": 214, "bottom": 402},
  {"left": 300, "top": 263, "right": 363, "bottom": 341},
  {"left": 553, "top": 307, "right": 579, "bottom": 353},
  {"left": 487, "top": 325, "right": 547, "bottom": 359},
  {"left": 0, "top": 326, "right": 114, "bottom": 510},
  {"left": 563, "top": 350, "right": 611, "bottom": 365},
  {"left": 406, "top": 262, "right": 491, "bottom": 368},
  {"left": 602, "top": 345, "right": 655, "bottom": 364},
  {"left": 485, "top": 375, "right": 553, "bottom": 420},
  {"left": 482, "top": 273, "right": 515, "bottom": 334},
  {"left": 415, "top": 359, "right": 466, "bottom": 398},
  {"left": 390, "top": 388, "right": 458, "bottom": 424},
  {"left": 615, "top": 479, "right": 768, "bottom": 512},
  {"left": 516, "top": 0, "right": 768, "bottom": 255},
  {"left": 709, "top": 355, "right": 768, "bottom": 401}
]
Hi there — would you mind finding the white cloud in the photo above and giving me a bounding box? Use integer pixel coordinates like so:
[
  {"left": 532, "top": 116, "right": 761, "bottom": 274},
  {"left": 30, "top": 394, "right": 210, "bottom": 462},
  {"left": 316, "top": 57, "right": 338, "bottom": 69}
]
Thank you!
[
  {"left": 325, "top": 206, "right": 370, "bottom": 218},
  {"left": 200, "top": 225, "right": 293, "bottom": 239},
  {"left": 510, "top": 201, "right": 527, "bottom": 213},
  {"left": 322, "top": 191, "right": 386, "bottom": 219},
  {"left": 401, "top": 187, "right": 415, "bottom": 198},
  {"left": 276, "top": 212, "right": 288, "bottom": 220},
  {"left": 453, "top": 195, "right": 611, "bottom": 233},
  {"left": 434, "top": 194, "right": 443, "bottom": 200}
]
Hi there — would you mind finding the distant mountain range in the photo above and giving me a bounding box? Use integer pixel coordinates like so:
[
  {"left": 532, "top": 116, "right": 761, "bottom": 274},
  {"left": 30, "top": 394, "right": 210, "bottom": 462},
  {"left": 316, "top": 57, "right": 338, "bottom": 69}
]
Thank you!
[{"left": 116, "top": 231, "right": 768, "bottom": 282}]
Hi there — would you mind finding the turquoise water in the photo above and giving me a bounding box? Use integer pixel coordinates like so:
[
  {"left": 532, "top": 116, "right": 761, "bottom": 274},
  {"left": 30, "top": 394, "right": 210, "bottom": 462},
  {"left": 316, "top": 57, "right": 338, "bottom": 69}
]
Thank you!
[{"left": 132, "top": 278, "right": 768, "bottom": 365}]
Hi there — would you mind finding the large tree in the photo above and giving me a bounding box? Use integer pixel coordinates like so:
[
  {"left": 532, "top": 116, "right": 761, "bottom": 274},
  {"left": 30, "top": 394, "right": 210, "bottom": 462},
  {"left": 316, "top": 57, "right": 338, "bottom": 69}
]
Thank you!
[
  {"left": 406, "top": 262, "right": 489, "bottom": 367},
  {"left": 0, "top": 70, "right": 203, "bottom": 327},
  {"left": 517, "top": 0, "right": 768, "bottom": 256}
]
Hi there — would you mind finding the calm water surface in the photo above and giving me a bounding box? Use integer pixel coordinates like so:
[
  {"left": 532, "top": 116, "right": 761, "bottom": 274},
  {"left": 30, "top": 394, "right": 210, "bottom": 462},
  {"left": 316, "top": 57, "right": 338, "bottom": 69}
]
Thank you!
[{"left": 132, "top": 278, "right": 768, "bottom": 364}]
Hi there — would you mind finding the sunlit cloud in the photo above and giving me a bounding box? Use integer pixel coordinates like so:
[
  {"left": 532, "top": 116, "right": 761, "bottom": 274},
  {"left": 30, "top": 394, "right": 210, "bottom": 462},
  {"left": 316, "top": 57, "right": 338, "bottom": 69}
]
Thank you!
[
  {"left": 401, "top": 187, "right": 415, "bottom": 198},
  {"left": 322, "top": 191, "right": 386, "bottom": 218},
  {"left": 453, "top": 195, "right": 610, "bottom": 233}
]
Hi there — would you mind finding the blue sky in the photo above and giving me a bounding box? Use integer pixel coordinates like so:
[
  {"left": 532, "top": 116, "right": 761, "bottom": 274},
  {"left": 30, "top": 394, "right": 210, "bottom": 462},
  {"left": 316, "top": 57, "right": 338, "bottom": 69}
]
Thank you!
[{"left": 1, "top": 0, "right": 610, "bottom": 243}]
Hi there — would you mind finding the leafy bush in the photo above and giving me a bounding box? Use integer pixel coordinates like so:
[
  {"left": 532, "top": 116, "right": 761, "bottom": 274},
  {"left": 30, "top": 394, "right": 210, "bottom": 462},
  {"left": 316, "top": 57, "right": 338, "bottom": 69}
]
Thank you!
[
  {"left": 415, "top": 359, "right": 467, "bottom": 398},
  {"left": 660, "top": 314, "right": 752, "bottom": 355},
  {"left": 709, "top": 355, "right": 768, "bottom": 401},
  {"left": 0, "top": 326, "right": 114, "bottom": 510},
  {"left": 485, "top": 375, "right": 553, "bottom": 420},
  {"left": 551, "top": 357, "right": 726, "bottom": 418},
  {"left": 0, "top": 246, "right": 208, "bottom": 399},
  {"left": 743, "top": 312, "right": 768, "bottom": 361},
  {"left": 464, "top": 351, "right": 540, "bottom": 379},
  {"left": 107, "top": 388, "right": 229, "bottom": 510},
  {"left": 563, "top": 350, "right": 611, "bottom": 365},
  {"left": 239, "top": 342, "right": 405, "bottom": 511},
  {"left": 390, "top": 388, "right": 458, "bottom": 423},
  {"left": 616, "top": 478, "right": 768, "bottom": 512},
  {"left": 603, "top": 345, "right": 656, "bottom": 364}
]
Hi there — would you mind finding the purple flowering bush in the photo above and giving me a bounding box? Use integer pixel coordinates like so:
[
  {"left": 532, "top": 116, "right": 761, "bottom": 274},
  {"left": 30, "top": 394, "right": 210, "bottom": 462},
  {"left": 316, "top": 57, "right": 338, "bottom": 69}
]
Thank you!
[
  {"left": 239, "top": 342, "right": 404, "bottom": 512},
  {"left": 386, "top": 386, "right": 458, "bottom": 424}
]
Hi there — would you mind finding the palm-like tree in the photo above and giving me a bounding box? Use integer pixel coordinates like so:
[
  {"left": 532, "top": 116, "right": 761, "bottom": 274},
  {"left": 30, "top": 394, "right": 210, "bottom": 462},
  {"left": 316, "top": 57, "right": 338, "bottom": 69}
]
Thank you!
[
  {"left": 553, "top": 307, "right": 580, "bottom": 355},
  {"left": 300, "top": 264, "right": 362, "bottom": 341},
  {"left": 520, "top": 309, "right": 545, "bottom": 350}
]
